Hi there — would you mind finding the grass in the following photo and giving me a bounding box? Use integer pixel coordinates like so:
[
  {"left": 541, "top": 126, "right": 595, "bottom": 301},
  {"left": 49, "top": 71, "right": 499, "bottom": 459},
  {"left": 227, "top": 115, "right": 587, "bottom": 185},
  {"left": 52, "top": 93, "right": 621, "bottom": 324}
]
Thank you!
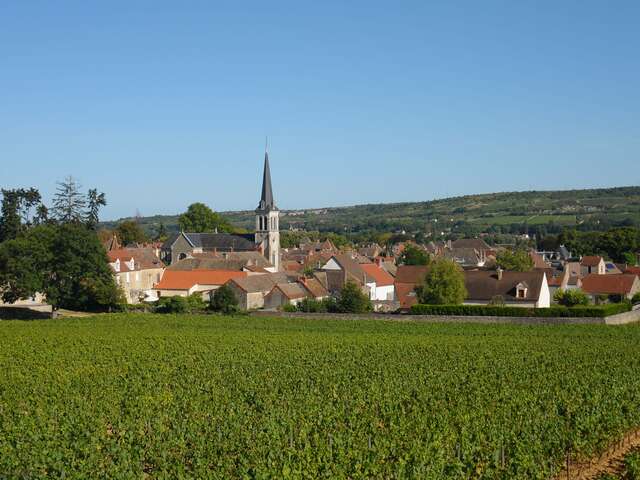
[{"left": 2, "top": 314, "right": 640, "bottom": 478}]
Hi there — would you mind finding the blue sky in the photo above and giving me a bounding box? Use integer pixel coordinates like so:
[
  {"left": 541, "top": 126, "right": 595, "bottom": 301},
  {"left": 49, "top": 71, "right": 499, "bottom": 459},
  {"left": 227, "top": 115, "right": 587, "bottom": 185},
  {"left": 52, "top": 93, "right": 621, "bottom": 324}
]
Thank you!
[{"left": 1, "top": 1, "right": 639, "bottom": 220}]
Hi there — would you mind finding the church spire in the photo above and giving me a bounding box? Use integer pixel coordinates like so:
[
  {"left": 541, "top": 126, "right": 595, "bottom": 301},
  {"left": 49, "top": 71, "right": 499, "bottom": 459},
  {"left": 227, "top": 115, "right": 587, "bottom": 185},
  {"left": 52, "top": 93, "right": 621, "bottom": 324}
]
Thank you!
[{"left": 258, "top": 148, "right": 275, "bottom": 210}]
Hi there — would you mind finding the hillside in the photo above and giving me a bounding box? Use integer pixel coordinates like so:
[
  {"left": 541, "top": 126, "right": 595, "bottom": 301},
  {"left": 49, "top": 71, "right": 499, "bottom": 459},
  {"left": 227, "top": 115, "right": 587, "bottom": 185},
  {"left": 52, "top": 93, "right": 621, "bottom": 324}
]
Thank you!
[{"left": 102, "top": 186, "right": 640, "bottom": 238}]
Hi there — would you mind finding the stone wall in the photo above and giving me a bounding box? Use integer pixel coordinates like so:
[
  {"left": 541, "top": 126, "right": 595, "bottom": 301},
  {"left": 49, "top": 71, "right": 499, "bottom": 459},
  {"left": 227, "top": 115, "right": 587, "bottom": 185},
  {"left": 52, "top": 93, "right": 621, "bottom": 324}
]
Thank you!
[{"left": 251, "top": 308, "right": 640, "bottom": 326}]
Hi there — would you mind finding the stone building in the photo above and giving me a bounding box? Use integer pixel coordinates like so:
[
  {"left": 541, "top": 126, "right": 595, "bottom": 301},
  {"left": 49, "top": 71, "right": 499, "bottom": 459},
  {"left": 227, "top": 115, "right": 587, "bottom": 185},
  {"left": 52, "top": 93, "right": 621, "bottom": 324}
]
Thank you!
[{"left": 160, "top": 151, "right": 281, "bottom": 270}]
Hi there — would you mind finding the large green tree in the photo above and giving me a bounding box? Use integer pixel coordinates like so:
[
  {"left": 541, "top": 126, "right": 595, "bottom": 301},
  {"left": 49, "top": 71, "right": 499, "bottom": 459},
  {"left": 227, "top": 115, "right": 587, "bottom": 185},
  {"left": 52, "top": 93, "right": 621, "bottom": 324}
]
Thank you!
[
  {"left": 116, "top": 220, "right": 148, "bottom": 246},
  {"left": 418, "top": 258, "right": 467, "bottom": 305},
  {"left": 178, "top": 203, "right": 233, "bottom": 233},
  {"left": 0, "top": 224, "right": 123, "bottom": 311},
  {"left": 398, "top": 244, "right": 430, "bottom": 266},
  {"left": 495, "top": 249, "right": 534, "bottom": 272},
  {"left": 336, "top": 281, "right": 372, "bottom": 313}
]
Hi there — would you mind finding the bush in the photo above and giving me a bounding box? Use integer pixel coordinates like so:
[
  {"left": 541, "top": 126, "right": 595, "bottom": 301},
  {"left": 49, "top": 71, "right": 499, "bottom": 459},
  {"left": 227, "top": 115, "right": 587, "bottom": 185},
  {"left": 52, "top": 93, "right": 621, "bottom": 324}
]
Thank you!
[
  {"left": 210, "top": 285, "right": 239, "bottom": 314},
  {"left": 633, "top": 292, "right": 640, "bottom": 305},
  {"left": 553, "top": 289, "right": 590, "bottom": 307},
  {"left": 282, "top": 303, "right": 298, "bottom": 312},
  {"left": 157, "top": 294, "right": 207, "bottom": 314},
  {"left": 296, "top": 297, "right": 328, "bottom": 313},
  {"left": 336, "top": 281, "right": 372, "bottom": 313},
  {"left": 409, "top": 303, "right": 631, "bottom": 318}
]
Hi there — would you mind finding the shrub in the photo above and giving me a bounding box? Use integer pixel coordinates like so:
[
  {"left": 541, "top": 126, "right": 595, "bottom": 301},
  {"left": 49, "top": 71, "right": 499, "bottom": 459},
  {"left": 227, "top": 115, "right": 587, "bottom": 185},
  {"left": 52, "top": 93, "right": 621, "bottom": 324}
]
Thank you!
[
  {"left": 633, "top": 292, "right": 640, "bottom": 305},
  {"left": 210, "top": 285, "right": 239, "bottom": 314},
  {"left": 553, "top": 289, "right": 590, "bottom": 307},
  {"left": 296, "top": 297, "right": 328, "bottom": 313},
  {"left": 336, "top": 281, "right": 372, "bottom": 313},
  {"left": 409, "top": 303, "right": 631, "bottom": 318},
  {"left": 282, "top": 303, "right": 297, "bottom": 312},
  {"left": 157, "top": 294, "right": 207, "bottom": 314}
]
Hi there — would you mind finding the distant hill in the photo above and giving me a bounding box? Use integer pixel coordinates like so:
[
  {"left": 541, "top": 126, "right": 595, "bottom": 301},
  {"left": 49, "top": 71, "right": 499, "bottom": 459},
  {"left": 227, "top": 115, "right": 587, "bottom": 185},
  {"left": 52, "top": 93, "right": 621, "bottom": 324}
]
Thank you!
[{"left": 101, "top": 186, "right": 640, "bottom": 238}]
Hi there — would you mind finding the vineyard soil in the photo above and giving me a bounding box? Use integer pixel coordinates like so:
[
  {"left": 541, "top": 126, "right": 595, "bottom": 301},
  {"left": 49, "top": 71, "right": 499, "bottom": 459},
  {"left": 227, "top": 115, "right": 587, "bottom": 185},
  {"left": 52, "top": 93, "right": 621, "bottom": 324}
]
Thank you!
[{"left": 2, "top": 314, "right": 640, "bottom": 479}]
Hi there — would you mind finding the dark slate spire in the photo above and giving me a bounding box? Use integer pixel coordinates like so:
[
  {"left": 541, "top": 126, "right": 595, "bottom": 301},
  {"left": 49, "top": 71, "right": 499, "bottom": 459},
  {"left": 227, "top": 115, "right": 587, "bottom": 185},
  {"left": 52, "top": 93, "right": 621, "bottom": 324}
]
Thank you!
[{"left": 258, "top": 151, "right": 276, "bottom": 210}]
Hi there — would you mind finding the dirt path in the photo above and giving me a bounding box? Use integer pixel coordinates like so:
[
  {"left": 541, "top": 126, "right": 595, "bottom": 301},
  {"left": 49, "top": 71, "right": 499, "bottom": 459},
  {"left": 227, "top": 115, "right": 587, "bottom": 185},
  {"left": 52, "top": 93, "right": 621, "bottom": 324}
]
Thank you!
[{"left": 555, "top": 429, "right": 640, "bottom": 479}]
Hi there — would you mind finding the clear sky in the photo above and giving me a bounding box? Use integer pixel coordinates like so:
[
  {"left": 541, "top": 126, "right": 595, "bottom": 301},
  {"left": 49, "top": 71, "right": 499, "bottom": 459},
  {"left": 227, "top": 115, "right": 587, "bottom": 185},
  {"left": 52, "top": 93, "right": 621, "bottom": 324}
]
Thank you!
[{"left": 1, "top": 1, "right": 639, "bottom": 220}]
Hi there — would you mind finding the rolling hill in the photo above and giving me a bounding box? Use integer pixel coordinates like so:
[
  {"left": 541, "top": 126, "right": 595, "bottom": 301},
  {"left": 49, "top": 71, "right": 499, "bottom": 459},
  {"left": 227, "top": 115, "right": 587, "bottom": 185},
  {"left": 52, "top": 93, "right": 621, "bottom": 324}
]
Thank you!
[{"left": 102, "top": 186, "right": 640, "bottom": 238}]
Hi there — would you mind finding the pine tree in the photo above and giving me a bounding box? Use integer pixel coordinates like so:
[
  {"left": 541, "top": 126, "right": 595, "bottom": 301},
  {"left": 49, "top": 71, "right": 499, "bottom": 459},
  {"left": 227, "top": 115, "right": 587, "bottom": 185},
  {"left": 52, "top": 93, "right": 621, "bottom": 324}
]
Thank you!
[
  {"left": 86, "top": 188, "right": 107, "bottom": 229},
  {"left": 52, "top": 176, "right": 86, "bottom": 223}
]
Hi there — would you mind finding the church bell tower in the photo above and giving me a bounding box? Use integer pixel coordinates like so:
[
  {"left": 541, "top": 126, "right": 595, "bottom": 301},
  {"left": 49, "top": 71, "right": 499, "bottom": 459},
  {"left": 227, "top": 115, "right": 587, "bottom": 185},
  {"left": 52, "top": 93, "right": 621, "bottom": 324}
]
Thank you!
[{"left": 255, "top": 149, "right": 280, "bottom": 271}]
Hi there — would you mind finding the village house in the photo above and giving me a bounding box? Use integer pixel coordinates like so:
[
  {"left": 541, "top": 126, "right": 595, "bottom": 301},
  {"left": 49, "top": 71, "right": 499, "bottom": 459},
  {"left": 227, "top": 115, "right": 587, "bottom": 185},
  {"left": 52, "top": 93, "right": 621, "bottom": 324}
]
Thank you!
[
  {"left": 360, "top": 263, "right": 395, "bottom": 301},
  {"left": 463, "top": 269, "right": 551, "bottom": 308},
  {"left": 225, "top": 272, "right": 294, "bottom": 310},
  {"left": 263, "top": 277, "right": 329, "bottom": 309},
  {"left": 320, "top": 254, "right": 372, "bottom": 294},
  {"left": 580, "top": 255, "right": 606, "bottom": 276},
  {"left": 154, "top": 270, "right": 247, "bottom": 299},
  {"left": 394, "top": 265, "right": 430, "bottom": 310},
  {"left": 580, "top": 274, "right": 640, "bottom": 301},
  {"left": 108, "top": 248, "right": 165, "bottom": 303}
]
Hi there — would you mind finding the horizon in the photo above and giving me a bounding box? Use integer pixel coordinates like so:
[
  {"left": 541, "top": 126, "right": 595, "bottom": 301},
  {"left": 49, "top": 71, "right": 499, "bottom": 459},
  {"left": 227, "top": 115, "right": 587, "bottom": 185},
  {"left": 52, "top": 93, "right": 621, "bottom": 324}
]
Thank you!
[
  {"left": 103, "top": 183, "right": 640, "bottom": 222},
  {"left": 2, "top": 1, "right": 639, "bottom": 219}
]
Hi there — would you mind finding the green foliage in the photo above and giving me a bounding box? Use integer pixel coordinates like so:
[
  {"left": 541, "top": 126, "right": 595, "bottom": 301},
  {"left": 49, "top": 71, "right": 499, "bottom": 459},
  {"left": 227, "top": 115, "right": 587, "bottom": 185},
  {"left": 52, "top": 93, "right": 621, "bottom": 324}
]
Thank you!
[
  {"left": 85, "top": 188, "right": 107, "bottom": 230},
  {"left": 336, "top": 281, "right": 372, "bottom": 313},
  {"left": 0, "top": 187, "right": 43, "bottom": 242},
  {"left": 410, "top": 302, "right": 630, "bottom": 317},
  {"left": 157, "top": 294, "right": 206, "bottom": 314},
  {"left": 495, "top": 249, "right": 534, "bottom": 272},
  {"left": 398, "top": 244, "right": 430, "bottom": 265},
  {"left": 418, "top": 258, "right": 467, "bottom": 305},
  {"left": 178, "top": 202, "right": 233, "bottom": 233},
  {"left": 560, "top": 227, "right": 640, "bottom": 263},
  {"left": 4, "top": 314, "right": 640, "bottom": 477},
  {"left": 116, "top": 220, "right": 148, "bottom": 246},
  {"left": 624, "top": 451, "right": 640, "bottom": 480},
  {"left": 632, "top": 292, "right": 640, "bottom": 304},
  {"left": 281, "top": 303, "right": 298, "bottom": 312},
  {"left": 554, "top": 288, "right": 590, "bottom": 307},
  {"left": 0, "top": 224, "right": 123, "bottom": 311},
  {"left": 294, "top": 297, "right": 334, "bottom": 313},
  {"left": 210, "top": 285, "right": 239, "bottom": 314}
]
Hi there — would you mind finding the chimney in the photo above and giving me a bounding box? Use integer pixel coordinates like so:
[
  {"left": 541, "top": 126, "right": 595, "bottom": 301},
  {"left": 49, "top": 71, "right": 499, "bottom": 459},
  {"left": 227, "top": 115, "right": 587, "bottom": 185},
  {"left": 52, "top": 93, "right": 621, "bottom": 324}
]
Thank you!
[{"left": 497, "top": 267, "right": 503, "bottom": 280}]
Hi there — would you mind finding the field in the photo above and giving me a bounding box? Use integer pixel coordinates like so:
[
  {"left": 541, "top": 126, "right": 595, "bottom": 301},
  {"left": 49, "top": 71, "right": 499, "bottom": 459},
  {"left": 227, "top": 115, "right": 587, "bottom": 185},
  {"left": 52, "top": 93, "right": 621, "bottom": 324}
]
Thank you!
[{"left": 3, "top": 315, "right": 640, "bottom": 479}]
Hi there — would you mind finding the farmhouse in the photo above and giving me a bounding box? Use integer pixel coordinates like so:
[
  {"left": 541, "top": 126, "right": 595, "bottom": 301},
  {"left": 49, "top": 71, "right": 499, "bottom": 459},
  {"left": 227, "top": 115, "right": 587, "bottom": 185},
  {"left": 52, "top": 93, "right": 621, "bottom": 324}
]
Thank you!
[
  {"left": 581, "top": 274, "right": 640, "bottom": 301},
  {"left": 108, "top": 248, "right": 165, "bottom": 303}
]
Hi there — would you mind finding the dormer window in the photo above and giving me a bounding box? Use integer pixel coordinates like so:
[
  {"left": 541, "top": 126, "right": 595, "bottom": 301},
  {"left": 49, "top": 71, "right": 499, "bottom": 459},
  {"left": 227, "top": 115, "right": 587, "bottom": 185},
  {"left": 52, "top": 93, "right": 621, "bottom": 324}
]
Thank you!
[{"left": 515, "top": 282, "right": 528, "bottom": 299}]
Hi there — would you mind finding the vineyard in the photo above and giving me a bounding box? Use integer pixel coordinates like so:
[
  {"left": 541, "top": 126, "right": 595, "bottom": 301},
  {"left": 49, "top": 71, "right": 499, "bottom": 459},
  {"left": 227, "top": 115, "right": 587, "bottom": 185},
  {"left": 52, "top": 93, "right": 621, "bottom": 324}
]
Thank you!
[{"left": 2, "top": 315, "right": 640, "bottom": 479}]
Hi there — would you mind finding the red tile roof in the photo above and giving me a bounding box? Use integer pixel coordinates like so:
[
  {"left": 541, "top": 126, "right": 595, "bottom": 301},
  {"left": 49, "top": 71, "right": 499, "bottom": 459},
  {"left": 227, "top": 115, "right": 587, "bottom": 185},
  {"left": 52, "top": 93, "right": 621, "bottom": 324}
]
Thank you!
[
  {"left": 581, "top": 256, "right": 603, "bottom": 267},
  {"left": 360, "top": 263, "right": 394, "bottom": 286},
  {"left": 395, "top": 265, "right": 430, "bottom": 284},
  {"left": 581, "top": 274, "right": 639, "bottom": 295},
  {"left": 625, "top": 266, "right": 640, "bottom": 276},
  {"left": 155, "top": 270, "right": 247, "bottom": 290}
]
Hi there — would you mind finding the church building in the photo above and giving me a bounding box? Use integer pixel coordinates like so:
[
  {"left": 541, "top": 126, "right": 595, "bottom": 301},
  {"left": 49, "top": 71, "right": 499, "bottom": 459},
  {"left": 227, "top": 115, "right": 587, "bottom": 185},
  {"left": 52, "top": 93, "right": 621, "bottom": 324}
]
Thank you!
[{"left": 161, "top": 152, "right": 281, "bottom": 270}]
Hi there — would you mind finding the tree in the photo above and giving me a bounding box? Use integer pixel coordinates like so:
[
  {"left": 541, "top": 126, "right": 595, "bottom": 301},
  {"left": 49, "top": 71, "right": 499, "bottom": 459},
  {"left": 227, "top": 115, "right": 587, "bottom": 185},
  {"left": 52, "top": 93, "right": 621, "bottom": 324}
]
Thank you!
[
  {"left": 553, "top": 288, "right": 589, "bottom": 307},
  {"left": 336, "top": 280, "right": 372, "bottom": 313},
  {"left": 210, "top": 284, "right": 239, "bottom": 314},
  {"left": 398, "top": 244, "right": 430, "bottom": 266},
  {"left": 178, "top": 203, "right": 233, "bottom": 233},
  {"left": 0, "top": 224, "right": 123, "bottom": 311},
  {"left": 154, "top": 223, "right": 168, "bottom": 242},
  {"left": 116, "top": 220, "right": 148, "bottom": 246},
  {"left": 52, "top": 176, "right": 86, "bottom": 223},
  {"left": 85, "top": 188, "right": 107, "bottom": 229},
  {"left": 418, "top": 258, "right": 467, "bottom": 305},
  {"left": 496, "top": 249, "right": 534, "bottom": 272},
  {"left": 0, "top": 188, "right": 43, "bottom": 242}
]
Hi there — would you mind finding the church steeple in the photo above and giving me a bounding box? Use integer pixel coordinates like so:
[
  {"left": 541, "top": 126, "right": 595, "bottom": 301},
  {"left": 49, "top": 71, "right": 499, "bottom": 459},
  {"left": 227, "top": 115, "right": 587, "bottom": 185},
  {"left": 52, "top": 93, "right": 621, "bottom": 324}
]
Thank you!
[
  {"left": 255, "top": 145, "right": 280, "bottom": 271},
  {"left": 258, "top": 151, "right": 276, "bottom": 211}
]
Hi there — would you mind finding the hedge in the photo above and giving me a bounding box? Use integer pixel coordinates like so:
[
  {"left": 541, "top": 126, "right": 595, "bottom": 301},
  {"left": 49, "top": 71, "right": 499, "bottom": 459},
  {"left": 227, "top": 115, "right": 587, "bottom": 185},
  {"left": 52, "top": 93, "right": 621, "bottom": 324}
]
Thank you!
[{"left": 409, "top": 303, "right": 631, "bottom": 318}]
